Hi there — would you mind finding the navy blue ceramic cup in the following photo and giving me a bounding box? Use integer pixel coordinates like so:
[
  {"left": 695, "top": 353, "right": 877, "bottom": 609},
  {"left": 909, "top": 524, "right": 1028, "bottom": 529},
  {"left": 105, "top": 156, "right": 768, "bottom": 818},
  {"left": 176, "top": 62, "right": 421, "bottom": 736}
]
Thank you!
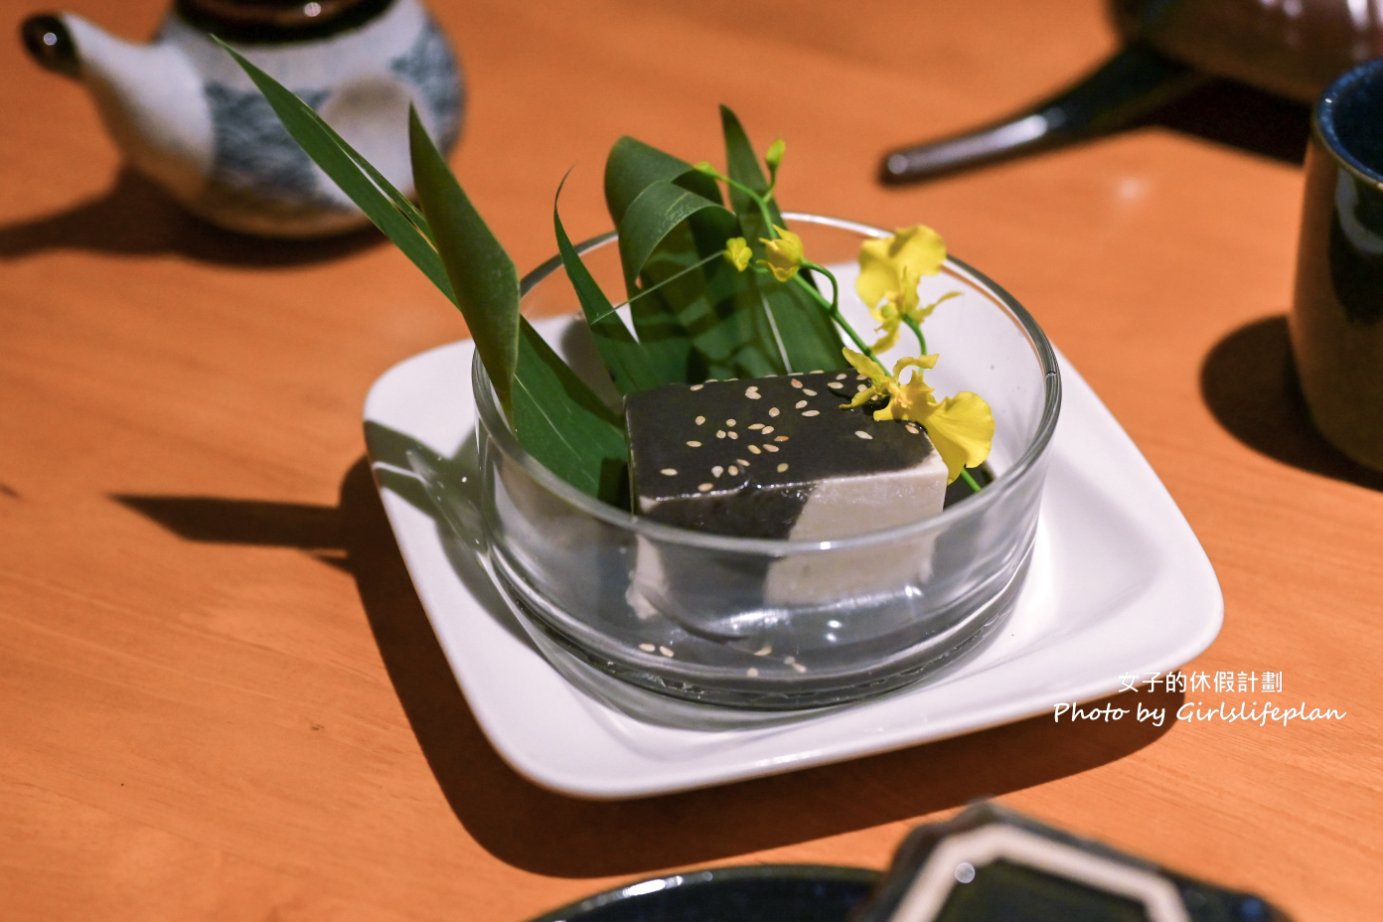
[{"left": 1291, "top": 58, "right": 1383, "bottom": 471}]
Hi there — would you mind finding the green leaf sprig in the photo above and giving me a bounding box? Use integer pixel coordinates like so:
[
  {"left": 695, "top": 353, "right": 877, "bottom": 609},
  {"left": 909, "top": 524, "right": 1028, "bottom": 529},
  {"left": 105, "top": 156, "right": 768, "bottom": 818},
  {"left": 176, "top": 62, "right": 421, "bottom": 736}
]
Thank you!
[
  {"left": 227, "top": 39, "right": 990, "bottom": 499},
  {"left": 223, "top": 42, "right": 627, "bottom": 502}
]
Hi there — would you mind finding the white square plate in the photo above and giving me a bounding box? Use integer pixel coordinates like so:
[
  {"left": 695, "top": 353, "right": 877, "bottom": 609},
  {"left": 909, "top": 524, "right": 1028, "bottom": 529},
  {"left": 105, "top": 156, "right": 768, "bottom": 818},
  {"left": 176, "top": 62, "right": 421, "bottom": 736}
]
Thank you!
[{"left": 363, "top": 316, "right": 1221, "bottom": 800}]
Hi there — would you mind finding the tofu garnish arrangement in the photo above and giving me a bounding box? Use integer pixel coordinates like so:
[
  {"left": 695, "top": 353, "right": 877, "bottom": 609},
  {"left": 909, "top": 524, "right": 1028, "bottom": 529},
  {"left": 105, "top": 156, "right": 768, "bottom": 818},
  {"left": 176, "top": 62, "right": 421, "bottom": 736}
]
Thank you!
[
  {"left": 239, "top": 63, "right": 1042, "bottom": 707},
  {"left": 628, "top": 371, "right": 952, "bottom": 540},
  {"left": 233, "top": 59, "right": 995, "bottom": 533}
]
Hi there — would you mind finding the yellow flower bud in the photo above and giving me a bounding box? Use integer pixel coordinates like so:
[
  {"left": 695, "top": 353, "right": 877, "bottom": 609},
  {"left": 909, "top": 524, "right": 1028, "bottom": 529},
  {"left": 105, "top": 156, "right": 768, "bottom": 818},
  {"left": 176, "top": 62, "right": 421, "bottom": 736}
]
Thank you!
[
  {"left": 757, "top": 226, "right": 804, "bottom": 282},
  {"left": 765, "top": 139, "right": 786, "bottom": 175},
  {"left": 724, "top": 237, "right": 752, "bottom": 271}
]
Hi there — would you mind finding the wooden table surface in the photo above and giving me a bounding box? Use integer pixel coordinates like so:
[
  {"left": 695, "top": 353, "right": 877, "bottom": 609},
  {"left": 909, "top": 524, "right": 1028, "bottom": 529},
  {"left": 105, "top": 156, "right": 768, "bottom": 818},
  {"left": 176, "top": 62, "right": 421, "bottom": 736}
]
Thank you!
[{"left": 3, "top": 1, "right": 1380, "bottom": 918}]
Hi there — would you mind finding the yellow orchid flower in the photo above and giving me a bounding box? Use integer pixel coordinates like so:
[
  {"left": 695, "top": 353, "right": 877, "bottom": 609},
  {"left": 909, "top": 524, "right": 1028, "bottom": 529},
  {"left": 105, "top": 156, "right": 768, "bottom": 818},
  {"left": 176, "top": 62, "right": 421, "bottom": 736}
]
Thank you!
[
  {"left": 840, "top": 347, "right": 993, "bottom": 483},
  {"left": 870, "top": 289, "right": 961, "bottom": 352},
  {"left": 757, "top": 226, "right": 804, "bottom": 281},
  {"left": 725, "top": 236, "right": 752, "bottom": 271},
  {"left": 856, "top": 225, "right": 952, "bottom": 351},
  {"left": 857, "top": 225, "right": 946, "bottom": 302},
  {"left": 870, "top": 355, "right": 940, "bottom": 423},
  {"left": 865, "top": 266, "right": 916, "bottom": 352},
  {"left": 920, "top": 391, "right": 995, "bottom": 483},
  {"left": 842, "top": 347, "right": 893, "bottom": 409}
]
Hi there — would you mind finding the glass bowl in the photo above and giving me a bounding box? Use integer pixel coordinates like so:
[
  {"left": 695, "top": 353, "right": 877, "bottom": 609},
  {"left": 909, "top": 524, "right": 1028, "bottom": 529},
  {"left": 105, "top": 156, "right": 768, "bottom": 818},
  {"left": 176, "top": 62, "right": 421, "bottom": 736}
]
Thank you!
[{"left": 471, "top": 213, "right": 1060, "bottom": 710}]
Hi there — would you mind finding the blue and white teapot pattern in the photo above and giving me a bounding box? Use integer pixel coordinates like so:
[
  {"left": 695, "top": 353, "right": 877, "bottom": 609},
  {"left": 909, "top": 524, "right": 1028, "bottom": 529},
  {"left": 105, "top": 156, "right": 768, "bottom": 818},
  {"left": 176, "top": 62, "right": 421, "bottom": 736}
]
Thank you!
[{"left": 23, "top": 0, "right": 464, "bottom": 237}]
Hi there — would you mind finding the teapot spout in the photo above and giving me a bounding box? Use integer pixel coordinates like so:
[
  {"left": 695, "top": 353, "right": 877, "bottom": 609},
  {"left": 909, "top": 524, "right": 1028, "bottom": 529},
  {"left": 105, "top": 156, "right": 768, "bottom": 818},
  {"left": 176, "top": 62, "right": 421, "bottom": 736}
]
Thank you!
[
  {"left": 21, "top": 13, "right": 79, "bottom": 77},
  {"left": 19, "top": 12, "right": 211, "bottom": 206}
]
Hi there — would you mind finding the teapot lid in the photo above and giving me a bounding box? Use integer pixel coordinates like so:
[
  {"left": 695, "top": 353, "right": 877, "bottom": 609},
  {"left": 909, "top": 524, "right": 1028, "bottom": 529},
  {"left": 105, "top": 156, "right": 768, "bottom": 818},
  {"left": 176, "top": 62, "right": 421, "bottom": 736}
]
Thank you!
[{"left": 176, "top": 0, "right": 394, "bottom": 43}]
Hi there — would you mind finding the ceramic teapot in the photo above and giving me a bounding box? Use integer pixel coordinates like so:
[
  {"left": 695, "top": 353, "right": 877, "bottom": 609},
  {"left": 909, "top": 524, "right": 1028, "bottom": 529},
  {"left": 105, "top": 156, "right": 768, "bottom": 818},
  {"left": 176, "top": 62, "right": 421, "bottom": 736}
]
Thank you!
[
  {"left": 21, "top": 0, "right": 464, "bottom": 237},
  {"left": 881, "top": 0, "right": 1383, "bottom": 183}
]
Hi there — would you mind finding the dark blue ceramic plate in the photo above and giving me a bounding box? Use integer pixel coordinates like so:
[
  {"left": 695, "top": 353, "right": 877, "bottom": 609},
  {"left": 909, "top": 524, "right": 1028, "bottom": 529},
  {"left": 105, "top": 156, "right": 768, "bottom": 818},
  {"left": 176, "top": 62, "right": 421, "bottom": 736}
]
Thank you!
[{"left": 529, "top": 865, "right": 881, "bottom": 922}]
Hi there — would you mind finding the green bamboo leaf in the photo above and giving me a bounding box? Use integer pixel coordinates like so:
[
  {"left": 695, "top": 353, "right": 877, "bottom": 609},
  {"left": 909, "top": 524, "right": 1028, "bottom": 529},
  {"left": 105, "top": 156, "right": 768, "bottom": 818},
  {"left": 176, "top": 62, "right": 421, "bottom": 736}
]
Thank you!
[
  {"left": 604, "top": 136, "right": 722, "bottom": 224},
  {"left": 603, "top": 138, "right": 699, "bottom": 375},
  {"left": 721, "top": 105, "right": 776, "bottom": 227},
  {"left": 219, "top": 40, "right": 429, "bottom": 234},
  {"left": 219, "top": 41, "right": 451, "bottom": 300},
  {"left": 512, "top": 323, "right": 629, "bottom": 505},
  {"left": 619, "top": 181, "right": 784, "bottom": 379},
  {"left": 409, "top": 109, "right": 520, "bottom": 412},
  {"left": 231, "top": 42, "right": 627, "bottom": 502},
  {"left": 720, "top": 105, "right": 846, "bottom": 371},
  {"left": 617, "top": 182, "right": 732, "bottom": 292},
  {"left": 553, "top": 177, "right": 667, "bottom": 394},
  {"left": 410, "top": 112, "right": 626, "bottom": 501}
]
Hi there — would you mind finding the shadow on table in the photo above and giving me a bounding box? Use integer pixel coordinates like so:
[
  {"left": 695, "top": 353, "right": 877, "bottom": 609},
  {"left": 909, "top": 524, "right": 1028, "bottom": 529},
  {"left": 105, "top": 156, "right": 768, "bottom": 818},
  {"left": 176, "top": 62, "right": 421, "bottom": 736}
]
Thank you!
[
  {"left": 1200, "top": 314, "right": 1383, "bottom": 492},
  {"left": 0, "top": 168, "right": 378, "bottom": 267},
  {"left": 338, "top": 458, "right": 1186, "bottom": 877},
  {"left": 118, "top": 449, "right": 1184, "bottom": 879}
]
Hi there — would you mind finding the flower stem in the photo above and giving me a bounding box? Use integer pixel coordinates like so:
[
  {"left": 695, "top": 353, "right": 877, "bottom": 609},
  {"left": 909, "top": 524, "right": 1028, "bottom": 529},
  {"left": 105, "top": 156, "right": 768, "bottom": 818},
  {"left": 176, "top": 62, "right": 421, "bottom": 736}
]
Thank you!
[
  {"left": 960, "top": 469, "right": 982, "bottom": 493},
  {"left": 699, "top": 166, "right": 779, "bottom": 233},
  {"left": 701, "top": 165, "right": 888, "bottom": 376},
  {"left": 902, "top": 315, "right": 928, "bottom": 354},
  {"left": 726, "top": 175, "right": 778, "bottom": 232},
  {"left": 795, "top": 263, "right": 888, "bottom": 376}
]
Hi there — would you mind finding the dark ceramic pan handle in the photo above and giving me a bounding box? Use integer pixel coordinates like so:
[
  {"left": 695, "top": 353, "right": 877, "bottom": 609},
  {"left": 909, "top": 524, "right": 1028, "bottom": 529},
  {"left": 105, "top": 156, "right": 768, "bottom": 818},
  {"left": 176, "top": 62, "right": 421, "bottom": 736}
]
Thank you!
[{"left": 879, "top": 43, "right": 1206, "bottom": 183}]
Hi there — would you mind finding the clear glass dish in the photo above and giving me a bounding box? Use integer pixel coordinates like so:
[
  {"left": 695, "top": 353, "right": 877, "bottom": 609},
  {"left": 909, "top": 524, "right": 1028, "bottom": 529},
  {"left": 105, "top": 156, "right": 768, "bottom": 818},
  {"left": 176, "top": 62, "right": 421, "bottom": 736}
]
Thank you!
[{"left": 471, "top": 213, "right": 1061, "bottom": 709}]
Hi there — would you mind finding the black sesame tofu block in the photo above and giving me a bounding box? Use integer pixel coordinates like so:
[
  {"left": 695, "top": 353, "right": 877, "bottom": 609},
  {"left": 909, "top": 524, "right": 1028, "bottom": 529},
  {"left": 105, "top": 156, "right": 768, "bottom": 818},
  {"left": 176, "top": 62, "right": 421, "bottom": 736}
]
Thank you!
[{"left": 625, "top": 371, "right": 949, "bottom": 540}]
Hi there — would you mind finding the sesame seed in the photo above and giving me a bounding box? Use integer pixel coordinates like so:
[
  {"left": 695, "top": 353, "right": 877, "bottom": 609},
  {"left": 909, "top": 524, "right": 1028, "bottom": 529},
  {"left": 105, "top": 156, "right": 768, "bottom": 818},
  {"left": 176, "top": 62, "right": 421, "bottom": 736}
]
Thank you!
[
  {"left": 748, "top": 445, "right": 762, "bottom": 455},
  {"left": 768, "top": 407, "right": 780, "bottom": 418},
  {"left": 695, "top": 415, "right": 706, "bottom": 426},
  {"left": 905, "top": 423, "right": 920, "bottom": 434},
  {"left": 728, "top": 465, "right": 739, "bottom": 475},
  {"left": 690, "top": 383, "right": 704, "bottom": 391},
  {"left": 746, "top": 667, "right": 760, "bottom": 678},
  {"left": 639, "top": 642, "right": 656, "bottom": 652},
  {"left": 754, "top": 643, "right": 773, "bottom": 656},
  {"left": 761, "top": 425, "right": 774, "bottom": 434},
  {"left": 784, "top": 655, "right": 797, "bottom": 665},
  {"left": 763, "top": 444, "right": 780, "bottom": 453},
  {"left": 803, "top": 388, "right": 818, "bottom": 396},
  {"left": 828, "top": 381, "right": 845, "bottom": 390},
  {"left": 686, "top": 440, "right": 702, "bottom": 448},
  {"left": 795, "top": 400, "right": 808, "bottom": 409},
  {"left": 660, "top": 468, "right": 678, "bottom": 476},
  {"left": 775, "top": 435, "right": 789, "bottom": 442},
  {"left": 857, "top": 384, "right": 868, "bottom": 392},
  {"left": 777, "top": 463, "right": 789, "bottom": 473},
  {"left": 697, "top": 483, "right": 713, "bottom": 492},
  {"left": 790, "top": 378, "right": 804, "bottom": 389},
  {"left": 802, "top": 410, "right": 820, "bottom": 417},
  {"left": 737, "top": 457, "right": 750, "bottom": 466},
  {"left": 836, "top": 372, "right": 849, "bottom": 380},
  {"left": 749, "top": 422, "right": 765, "bottom": 430},
  {"left": 727, "top": 431, "right": 739, "bottom": 440},
  {"left": 745, "top": 386, "right": 761, "bottom": 399},
  {"left": 712, "top": 465, "right": 724, "bottom": 478},
  {"left": 658, "top": 645, "right": 675, "bottom": 657},
  {"left": 726, "top": 418, "right": 737, "bottom": 427},
  {"left": 790, "top": 661, "right": 807, "bottom": 674},
  {"left": 855, "top": 430, "right": 874, "bottom": 440},
  {"left": 716, "top": 430, "right": 726, "bottom": 439}
]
